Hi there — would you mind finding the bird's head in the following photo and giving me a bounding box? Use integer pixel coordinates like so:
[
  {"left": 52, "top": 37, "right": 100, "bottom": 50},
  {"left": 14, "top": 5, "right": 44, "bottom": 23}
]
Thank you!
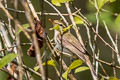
[{"left": 49, "top": 19, "right": 67, "bottom": 33}]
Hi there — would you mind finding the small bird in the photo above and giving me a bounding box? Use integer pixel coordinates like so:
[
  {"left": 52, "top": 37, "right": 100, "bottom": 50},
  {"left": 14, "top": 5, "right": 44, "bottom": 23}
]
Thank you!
[{"left": 52, "top": 20, "right": 98, "bottom": 80}]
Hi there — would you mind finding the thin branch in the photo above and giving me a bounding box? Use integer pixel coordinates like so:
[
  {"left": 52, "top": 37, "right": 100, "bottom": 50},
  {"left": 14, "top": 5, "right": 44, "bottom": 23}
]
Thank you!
[
  {"left": 65, "top": 2, "right": 85, "bottom": 47},
  {"left": 4, "top": 0, "right": 15, "bottom": 40},
  {"left": 26, "top": 0, "right": 39, "bottom": 20},
  {"left": 103, "top": 21, "right": 120, "bottom": 65},
  {"left": 0, "top": 22, "right": 12, "bottom": 52},
  {"left": 19, "top": 0, "right": 45, "bottom": 80},
  {"left": 44, "top": 0, "right": 68, "bottom": 26},
  {"left": 6, "top": 7, "right": 80, "bottom": 16},
  {"left": 0, "top": 2, "right": 31, "bottom": 41}
]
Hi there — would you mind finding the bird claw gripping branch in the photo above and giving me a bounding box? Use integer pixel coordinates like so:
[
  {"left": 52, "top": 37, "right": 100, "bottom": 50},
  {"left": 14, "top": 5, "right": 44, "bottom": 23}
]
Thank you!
[{"left": 27, "top": 18, "right": 46, "bottom": 57}]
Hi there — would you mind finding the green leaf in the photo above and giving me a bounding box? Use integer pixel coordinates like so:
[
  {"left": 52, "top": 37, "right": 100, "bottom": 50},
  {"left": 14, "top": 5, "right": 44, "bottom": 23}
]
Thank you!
[
  {"left": 51, "top": 0, "right": 61, "bottom": 6},
  {"left": 18, "top": 23, "right": 30, "bottom": 33},
  {"left": 109, "top": 0, "right": 116, "bottom": 2},
  {"left": 62, "top": 70, "right": 69, "bottom": 80},
  {"left": 69, "top": 59, "right": 83, "bottom": 70},
  {"left": 115, "top": 14, "right": 120, "bottom": 25},
  {"left": 0, "top": 53, "right": 18, "bottom": 69},
  {"left": 34, "top": 66, "right": 39, "bottom": 71},
  {"left": 62, "top": 24, "right": 72, "bottom": 32},
  {"left": 97, "top": 0, "right": 109, "bottom": 9},
  {"left": 49, "top": 24, "right": 60, "bottom": 31},
  {"left": 35, "top": 60, "right": 57, "bottom": 71},
  {"left": 114, "top": 14, "right": 120, "bottom": 32},
  {"left": 43, "top": 60, "right": 56, "bottom": 67},
  {"left": 74, "top": 16, "right": 84, "bottom": 24},
  {"left": 100, "top": 77, "right": 105, "bottom": 80},
  {"left": 62, "top": 59, "right": 83, "bottom": 80},
  {"left": 0, "top": 71, "right": 9, "bottom": 80},
  {"left": 51, "top": 0, "right": 73, "bottom": 6},
  {"left": 74, "top": 66, "right": 89, "bottom": 73},
  {"left": 109, "top": 77, "right": 119, "bottom": 80},
  {"left": 59, "top": 0, "right": 73, "bottom": 3}
]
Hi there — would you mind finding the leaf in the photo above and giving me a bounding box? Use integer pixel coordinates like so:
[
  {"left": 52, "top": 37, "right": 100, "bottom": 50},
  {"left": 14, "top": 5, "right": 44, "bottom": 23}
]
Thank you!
[
  {"left": 62, "top": 59, "right": 83, "bottom": 80},
  {"left": 62, "top": 24, "right": 72, "bottom": 32},
  {"left": 97, "top": 0, "right": 109, "bottom": 9},
  {"left": 109, "top": 0, "right": 116, "bottom": 2},
  {"left": 115, "top": 14, "right": 120, "bottom": 25},
  {"left": 62, "top": 70, "right": 69, "bottom": 80},
  {"left": 51, "top": 0, "right": 73, "bottom": 6},
  {"left": 34, "top": 66, "right": 39, "bottom": 71},
  {"left": 18, "top": 23, "right": 30, "bottom": 33},
  {"left": 0, "top": 53, "right": 18, "bottom": 69},
  {"left": 49, "top": 24, "right": 60, "bottom": 31},
  {"left": 109, "top": 77, "right": 119, "bottom": 80},
  {"left": 114, "top": 14, "right": 120, "bottom": 32},
  {"left": 59, "top": 0, "right": 73, "bottom": 3},
  {"left": 74, "top": 16, "right": 84, "bottom": 24},
  {"left": 100, "top": 77, "right": 105, "bottom": 80},
  {"left": 74, "top": 66, "right": 89, "bottom": 73},
  {"left": 43, "top": 60, "right": 56, "bottom": 68},
  {"left": 35, "top": 60, "right": 56, "bottom": 71},
  {"left": 69, "top": 59, "right": 83, "bottom": 70},
  {"left": 51, "top": 0, "right": 61, "bottom": 6},
  {"left": 0, "top": 71, "right": 9, "bottom": 80}
]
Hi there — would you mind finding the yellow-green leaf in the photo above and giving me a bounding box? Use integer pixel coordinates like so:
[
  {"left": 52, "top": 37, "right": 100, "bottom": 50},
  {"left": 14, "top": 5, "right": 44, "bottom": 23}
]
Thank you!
[
  {"left": 49, "top": 24, "right": 60, "bottom": 31},
  {"left": 62, "top": 70, "right": 69, "bottom": 80},
  {"left": 69, "top": 59, "right": 83, "bottom": 70},
  {"left": 18, "top": 23, "right": 30, "bottom": 33},
  {"left": 110, "top": 0, "right": 116, "bottom": 2},
  {"left": 62, "top": 24, "right": 72, "bottom": 32},
  {"left": 34, "top": 66, "right": 39, "bottom": 71},
  {"left": 114, "top": 14, "right": 120, "bottom": 32},
  {"left": 51, "top": 0, "right": 73, "bottom": 6},
  {"left": 109, "top": 77, "right": 119, "bottom": 80},
  {"left": 0, "top": 53, "right": 18, "bottom": 69},
  {"left": 59, "top": 0, "right": 73, "bottom": 3},
  {"left": 74, "top": 16, "right": 84, "bottom": 24},
  {"left": 62, "top": 59, "right": 83, "bottom": 80},
  {"left": 51, "top": 0, "right": 61, "bottom": 6},
  {"left": 74, "top": 66, "right": 89, "bottom": 73},
  {"left": 97, "top": 0, "right": 109, "bottom": 9},
  {"left": 43, "top": 60, "right": 56, "bottom": 68},
  {"left": 115, "top": 14, "right": 120, "bottom": 25}
]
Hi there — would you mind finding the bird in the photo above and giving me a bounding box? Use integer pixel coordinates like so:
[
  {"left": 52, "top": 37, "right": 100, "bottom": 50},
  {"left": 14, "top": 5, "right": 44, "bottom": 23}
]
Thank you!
[{"left": 51, "top": 20, "right": 98, "bottom": 80}]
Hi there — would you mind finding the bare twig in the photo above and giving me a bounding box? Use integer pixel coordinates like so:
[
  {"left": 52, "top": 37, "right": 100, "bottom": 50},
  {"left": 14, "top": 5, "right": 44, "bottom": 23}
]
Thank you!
[
  {"left": 103, "top": 21, "right": 120, "bottom": 65},
  {"left": 19, "top": 0, "right": 45, "bottom": 80},
  {"left": 6, "top": 7, "right": 80, "bottom": 16},
  {"left": 44, "top": 0, "right": 69, "bottom": 26},
  {"left": 4, "top": 0, "right": 15, "bottom": 40},
  {"left": 0, "top": 2, "right": 31, "bottom": 41},
  {"left": 0, "top": 22, "right": 12, "bottom": 52},
  {"left": 14, "top": 1, "right": 23, "bottom": 80}
]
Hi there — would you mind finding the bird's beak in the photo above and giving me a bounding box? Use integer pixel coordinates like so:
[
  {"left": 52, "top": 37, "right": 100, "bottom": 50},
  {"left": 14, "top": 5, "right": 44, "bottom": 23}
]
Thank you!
[
  {"left": 49, "top": 19, "right": 57, "bottom": 30},
  {"left": 48, "top": 19, "right": 54, "bottom": 24}
]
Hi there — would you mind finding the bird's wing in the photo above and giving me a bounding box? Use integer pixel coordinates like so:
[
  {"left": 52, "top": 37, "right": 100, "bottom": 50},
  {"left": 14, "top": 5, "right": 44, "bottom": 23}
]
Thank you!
[
  {"left": 58, "top": 32, "right": 98, "bottom": 80},
  {"left": 58, "top": 32, "right": 86, "bottom": 61}
]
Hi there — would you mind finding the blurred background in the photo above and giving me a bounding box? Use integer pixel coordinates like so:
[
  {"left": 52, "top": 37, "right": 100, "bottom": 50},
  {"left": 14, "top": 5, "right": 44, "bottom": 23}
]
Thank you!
[{"left": 0, "top": 0, "right": 120, "bottom": 80}]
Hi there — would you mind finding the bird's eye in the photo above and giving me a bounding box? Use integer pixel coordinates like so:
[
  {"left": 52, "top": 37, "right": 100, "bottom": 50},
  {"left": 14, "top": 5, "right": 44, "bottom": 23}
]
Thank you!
[{"left": 59, "top": 24, "right": 62, "bottom": 26}]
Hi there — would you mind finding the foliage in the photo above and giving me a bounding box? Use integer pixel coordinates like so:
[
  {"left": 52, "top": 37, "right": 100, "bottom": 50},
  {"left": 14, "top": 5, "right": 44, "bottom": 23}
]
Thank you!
[
  {"left": 51, "top": 0, "right": 73, "bottom": 6},
  {"left": 74, "top": 16, "right": 84, "bottom": 24},
  {"left": 62, "top": 59, "right": 83, "bottom": 80},
  {"left": 18, "top": 23, "right": 30, "bottom": 34},
  {"left": 0, "top": 53, "right": 18, "bottom": 69},
  {"left": 0, "top": 0, "right": 120, "bottom": 79}
]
